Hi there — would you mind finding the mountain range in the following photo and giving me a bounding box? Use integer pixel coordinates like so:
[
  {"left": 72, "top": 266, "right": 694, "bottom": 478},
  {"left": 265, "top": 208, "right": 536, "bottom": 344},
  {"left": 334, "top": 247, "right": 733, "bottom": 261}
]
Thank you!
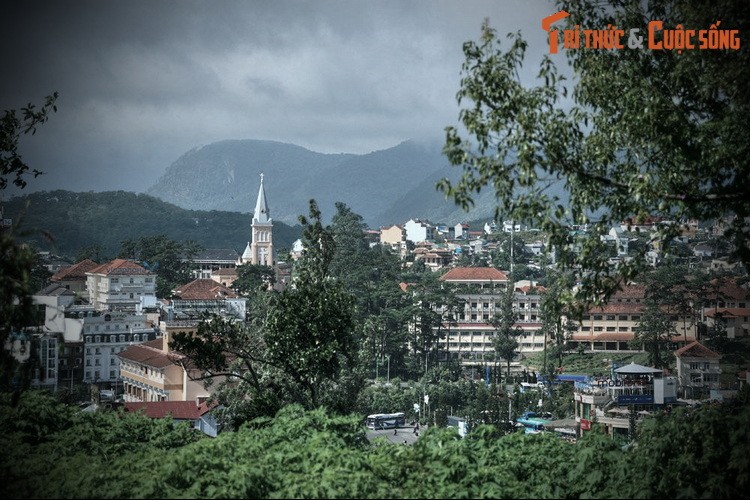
[{"left": 146, "top": 139, "right": 500, "bottom": 227}]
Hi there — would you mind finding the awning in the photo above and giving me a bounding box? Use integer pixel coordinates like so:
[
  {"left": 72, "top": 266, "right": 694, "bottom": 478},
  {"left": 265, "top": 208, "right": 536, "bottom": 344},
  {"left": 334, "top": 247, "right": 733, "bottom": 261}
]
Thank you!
[{"left": 614, "top": 362, "right": 662, "bottom": 375}]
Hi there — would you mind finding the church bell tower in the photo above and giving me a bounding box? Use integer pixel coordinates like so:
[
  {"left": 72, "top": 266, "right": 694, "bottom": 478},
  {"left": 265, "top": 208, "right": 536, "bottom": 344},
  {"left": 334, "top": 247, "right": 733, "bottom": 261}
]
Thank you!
[{"left": 242, "top": 173, "right": 273, "bottom": 266}]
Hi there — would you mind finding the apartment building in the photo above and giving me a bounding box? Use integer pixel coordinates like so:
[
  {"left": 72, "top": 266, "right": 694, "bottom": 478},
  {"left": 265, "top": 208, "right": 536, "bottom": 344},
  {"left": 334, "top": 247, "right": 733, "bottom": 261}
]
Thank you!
[
  {"left": 81, "top": 311, "right": 158, "bottom": 386},
  {"left": 674, "top": 341, "right": 721, "bottom": 398},
  {"left": 86, "top": 259, "right": 156, "bottom": 312},
  {"left": 435, "top": 268, "right": 546, "bottom": 364},
  {"left": 568, "top": 285, "right": 697, "bottom": 352},
  {"left": 118, "top": 320, "right": 213, "bottom": 403}
]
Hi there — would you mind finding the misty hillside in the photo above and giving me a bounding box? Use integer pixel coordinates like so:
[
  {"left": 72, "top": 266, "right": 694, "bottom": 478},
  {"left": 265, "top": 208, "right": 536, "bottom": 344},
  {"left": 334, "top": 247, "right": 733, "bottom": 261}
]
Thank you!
[
  {"left": 146, "top": 139, "right": 494, "bottom": 227},
  {"left": 3, "top": 190, "right": 301, "bottom": 258}
]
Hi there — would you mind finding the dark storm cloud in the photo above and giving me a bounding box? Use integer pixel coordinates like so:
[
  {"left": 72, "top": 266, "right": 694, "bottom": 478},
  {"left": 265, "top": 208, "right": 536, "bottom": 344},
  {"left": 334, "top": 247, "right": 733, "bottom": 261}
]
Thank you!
[{"left": 1, "top": 0, "right": 556, "bottom": 194}]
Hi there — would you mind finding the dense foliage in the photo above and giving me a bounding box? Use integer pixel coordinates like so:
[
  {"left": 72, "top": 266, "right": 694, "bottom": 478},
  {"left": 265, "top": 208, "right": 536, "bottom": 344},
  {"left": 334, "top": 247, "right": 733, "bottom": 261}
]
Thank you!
[{"left": 1, "top": 389, "right": 748, "bottom": 499}]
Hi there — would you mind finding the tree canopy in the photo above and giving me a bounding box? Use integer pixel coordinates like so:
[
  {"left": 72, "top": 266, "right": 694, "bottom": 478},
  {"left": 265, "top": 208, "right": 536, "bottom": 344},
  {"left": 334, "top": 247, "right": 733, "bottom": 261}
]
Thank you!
[
  {"left": 439, "top": 0, "right": 749, "bottom": 306},
  {"left": 1, "top": 93, "right": 57, "bottom": 393},
  {"left": 2, "top": 388, "right": 749, "bottom": 499}
]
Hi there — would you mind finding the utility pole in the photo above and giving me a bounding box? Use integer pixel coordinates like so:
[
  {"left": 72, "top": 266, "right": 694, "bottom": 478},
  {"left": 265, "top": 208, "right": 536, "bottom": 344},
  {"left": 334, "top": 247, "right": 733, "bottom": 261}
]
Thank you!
[{"left": 510, "top": 218, "right": 514, "bottom": 278}]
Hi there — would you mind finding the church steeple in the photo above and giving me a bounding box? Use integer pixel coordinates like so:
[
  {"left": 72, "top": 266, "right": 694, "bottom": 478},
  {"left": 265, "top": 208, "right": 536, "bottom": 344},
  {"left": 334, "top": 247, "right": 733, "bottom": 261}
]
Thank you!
[
  {"left": 253, "top": 172, "right": 270, "bottom": 224},
  {"left": 246, "top": 173, "right": 273, "bottom": 266}
]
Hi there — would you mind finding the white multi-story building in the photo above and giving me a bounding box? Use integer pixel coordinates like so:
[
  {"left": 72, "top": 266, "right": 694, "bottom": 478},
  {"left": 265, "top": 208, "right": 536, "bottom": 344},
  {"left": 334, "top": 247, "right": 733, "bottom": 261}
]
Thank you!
[
  {"left": 81, "top": 311, "right": 158, "bottom": 386},
  {"left": 86, "top": 259, "right": 156, "bottom": 312},
  {"left": 674, "top": 341, "right": 721, "bottom": 398},
  {"left": 433, "top": 267, "right": 547, "bottom": 365}
]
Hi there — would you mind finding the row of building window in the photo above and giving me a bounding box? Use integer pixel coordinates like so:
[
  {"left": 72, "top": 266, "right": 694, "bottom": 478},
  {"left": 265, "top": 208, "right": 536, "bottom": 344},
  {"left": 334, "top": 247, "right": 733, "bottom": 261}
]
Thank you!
[
  {"left": 460, "top": 314, "right": 538, "bottom": 321},
  {"left": 466, "top": 302, "right": 539, "bottom": 309},
  {"left": 86, "top": 323, "right": 144, "bottom": 332},
  {"left": 87, "top": 334, "right": 146, "bottom": 343},
  {"left": 450, "top": 331, "right": 542, "bottom": 338},
  {"left": 109, "top": 278, "right": 153, "bottom": 284},
  {"left": 580, "top": 326, "right": 633, "bottom": 332},
  {"left": 86, "top": 358, "right": 118, "bottom": 366},
  {"left": 84, "top": 370, "right": 117, "bottom": 380},
  {"left": 582, "top": 314, "right": 641, "bottom": 321}
]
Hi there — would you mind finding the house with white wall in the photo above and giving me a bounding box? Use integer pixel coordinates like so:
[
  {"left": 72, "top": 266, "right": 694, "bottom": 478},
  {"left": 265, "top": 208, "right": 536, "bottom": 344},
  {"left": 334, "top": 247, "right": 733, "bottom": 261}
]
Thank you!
[
  {"left": 86, "top": 259, "right": 156, "bottom": 312},
  {"left": 404, "top": 219, "right": 434, "bottom": 243}
]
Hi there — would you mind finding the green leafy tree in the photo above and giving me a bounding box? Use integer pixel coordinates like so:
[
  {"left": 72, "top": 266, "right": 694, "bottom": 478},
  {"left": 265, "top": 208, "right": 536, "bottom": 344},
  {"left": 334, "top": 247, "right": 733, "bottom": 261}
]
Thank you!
[
  {"left": 74, "top": 243, "right": 107, "bottom": 263},
  {"left": 1, "top": 93, "right": 58, "bottom": 190},
  {"left": 169, "top": 312, "right": 283, "bottom": 428},
  {"left": 233, "top": 262, "right": 275, "bottom": 297},
  {"left": 1, "top": 93, "right": 57, "bottom": 394},
  {"left": 491, "top": 285, "right": 523, "bottom": 380},
  {"left": 118, "top": 235, "right": 201, "bottom": 297},
  {"left": 539, "top": 271, "right": 577, "bottom": 374},
  {"left": 3, "top": 387, "right": 750, "bottom": 498},
  {"left": 438, "top": 1, "right": 750, "bottom": 307},
  {"left": 630, "top": 300, "right": 676, "bottom": 368},
  {"left": 490, "top": 232, "right": 528, "bottom": 273},
  {"left": 264, "top": 200, "right": 357, "bottom": 409}
]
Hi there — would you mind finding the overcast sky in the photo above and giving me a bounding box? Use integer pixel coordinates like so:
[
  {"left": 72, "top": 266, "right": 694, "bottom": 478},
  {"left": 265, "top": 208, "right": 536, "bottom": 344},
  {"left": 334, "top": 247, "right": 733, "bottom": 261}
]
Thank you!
[{"left": 1, "top": 0, "right": 558, "bottom": 194}]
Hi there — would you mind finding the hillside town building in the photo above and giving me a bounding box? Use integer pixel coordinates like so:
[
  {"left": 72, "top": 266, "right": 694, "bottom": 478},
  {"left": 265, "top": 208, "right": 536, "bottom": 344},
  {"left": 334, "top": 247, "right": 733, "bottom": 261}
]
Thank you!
[
  {"left": 86, "top": 258, "right": 156, "bottom": 312},
  {"left": 432, "top": 267, "right": 546, "bottom": 366}
]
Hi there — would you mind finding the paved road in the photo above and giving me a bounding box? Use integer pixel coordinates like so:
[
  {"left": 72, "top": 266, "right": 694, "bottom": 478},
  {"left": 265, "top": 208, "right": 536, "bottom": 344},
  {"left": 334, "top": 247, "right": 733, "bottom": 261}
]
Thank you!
[{"left": 365, "top": 425, "right": 422, "bottom": 446}]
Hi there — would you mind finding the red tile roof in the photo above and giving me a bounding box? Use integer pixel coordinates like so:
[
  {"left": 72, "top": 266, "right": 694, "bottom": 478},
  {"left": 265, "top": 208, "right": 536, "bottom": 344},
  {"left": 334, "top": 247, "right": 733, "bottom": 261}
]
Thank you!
[
  {"left": 51, "top": 259, "right": 99, "bottom": 281},
  {"left": 704, "top": 308, "right": 750, "bottom": 319},
  {"left": 88, "top": 258, "right": 152, "bottom": 276},
  {"left": 212, "top": 268, "right": 238, "bottom": 276},
  {"left": 118, "top": 338, "right": 178, "bottom": 368},
  {"left": 587, "top": 303, "right": 646, "bottom": 314},
  {"left": 123, "top": 400, "right": 216, "bottom": 420},
  {"left": 674, "top": 341, "right": 721, "bottom": 359},
  {"left": 707, "top": 278, "right": 750, "bottom": 301},
  {"left": 516, "top": 285, "right": 547, "bottom": 294},
  {"left": 440, "top": 267, "right": 509, "bottom": 282},
  {"left": 610, "top": 284, "right": 647, "bottom": 301},
  {"left": 173, "top": 278, "right": 238, "bottom": 300}
]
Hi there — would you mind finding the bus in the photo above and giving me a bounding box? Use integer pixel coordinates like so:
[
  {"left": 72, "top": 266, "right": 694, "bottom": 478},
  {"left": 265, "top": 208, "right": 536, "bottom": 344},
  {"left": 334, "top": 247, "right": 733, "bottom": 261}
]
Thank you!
[
  {"left": 365, "top": 412, "right": 406, "bottom": 430},
  {"left": 516, "top": 411, "right": 552, "bottom": 434}
]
